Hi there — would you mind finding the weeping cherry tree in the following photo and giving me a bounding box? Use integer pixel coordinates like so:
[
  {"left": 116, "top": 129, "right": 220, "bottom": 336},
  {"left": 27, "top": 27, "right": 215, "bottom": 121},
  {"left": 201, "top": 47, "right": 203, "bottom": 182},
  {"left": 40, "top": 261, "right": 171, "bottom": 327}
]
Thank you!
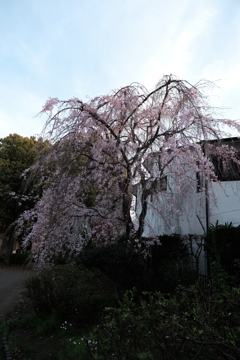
[{"left": 17, "top": 75, "right": 240, "bottom": 266}]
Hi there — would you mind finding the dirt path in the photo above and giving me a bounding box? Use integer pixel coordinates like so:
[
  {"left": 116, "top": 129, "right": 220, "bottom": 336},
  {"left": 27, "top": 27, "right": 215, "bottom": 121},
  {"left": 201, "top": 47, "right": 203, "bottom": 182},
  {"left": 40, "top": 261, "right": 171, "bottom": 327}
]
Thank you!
[{"left": 0, "top": 264, "right": 34, "bottom": 319}]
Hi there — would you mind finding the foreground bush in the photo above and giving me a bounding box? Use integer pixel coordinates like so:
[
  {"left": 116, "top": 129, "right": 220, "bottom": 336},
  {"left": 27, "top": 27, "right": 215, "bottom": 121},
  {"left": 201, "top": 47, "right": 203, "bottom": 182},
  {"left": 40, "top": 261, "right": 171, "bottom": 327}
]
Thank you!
[
  {"left": 79, "top": 243, "right": 147, "bottom": 292},
  {"left": 83, "top": 268, "right": 240, "bottom": 359},
  {"left": 79, "top": 235, "right": 195, "bottom": 294},
  {"left": 24, "top": 264, "right": 117, "bottom": 323},
  {"left": 146, "top": 234, "right": 197, "bottom": 292},
  {"left": 205, "top": 222, "right": 240, "bottom": 282}
]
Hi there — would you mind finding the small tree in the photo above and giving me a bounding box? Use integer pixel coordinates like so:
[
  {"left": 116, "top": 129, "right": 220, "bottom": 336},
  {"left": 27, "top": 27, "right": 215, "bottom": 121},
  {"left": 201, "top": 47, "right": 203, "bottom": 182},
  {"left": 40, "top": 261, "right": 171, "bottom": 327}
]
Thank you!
[{"left": 18, "top": 75, "right": 240, "bottom": 266}]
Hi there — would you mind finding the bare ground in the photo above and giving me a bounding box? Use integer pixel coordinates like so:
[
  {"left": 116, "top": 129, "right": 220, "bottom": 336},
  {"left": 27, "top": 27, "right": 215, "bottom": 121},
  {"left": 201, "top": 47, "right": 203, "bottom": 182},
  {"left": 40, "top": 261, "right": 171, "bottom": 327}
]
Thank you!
[{"left": 0, "top": 264, "right": 34, "bottom": 320}]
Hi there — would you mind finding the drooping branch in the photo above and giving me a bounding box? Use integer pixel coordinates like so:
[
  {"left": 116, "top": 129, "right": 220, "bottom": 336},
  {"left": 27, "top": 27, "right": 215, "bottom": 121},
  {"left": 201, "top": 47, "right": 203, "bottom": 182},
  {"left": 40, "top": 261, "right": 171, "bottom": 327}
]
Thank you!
[{"left": 15, "top": 75, "right": 240, "bottom": 266}]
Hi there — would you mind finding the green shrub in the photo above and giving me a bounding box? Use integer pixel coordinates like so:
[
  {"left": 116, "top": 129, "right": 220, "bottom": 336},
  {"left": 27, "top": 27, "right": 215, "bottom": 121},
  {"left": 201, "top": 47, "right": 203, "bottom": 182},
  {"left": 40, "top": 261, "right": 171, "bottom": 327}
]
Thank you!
[
  {"left": 79, "top": 236, "right": 200, "bottom": 294},
  {"left": 10, "top": 252, "right": 30, "bottom": 265},
  {"left": 79, "top": 235, "right": 198, "bottom": 294},
  {"left": 60, "top": 337, "right": 89, "bottom": 360},
  {"left": 34, "top": 311, "right": 60, "bottom": 336},
  {"left": 84, "top": 275, "right": 240, "bottom": 360},
  {"left": 205, "top": 222, "right": 240, "bottom": 281},
  {"left": 146, "top": 235, "right": 197, "bottom": 292},
  {"left": 24, "top": 264, "right": 117, "bottom": 323},
  {"left": 79, "top": 243, "right": 147, "bottom": 291}
]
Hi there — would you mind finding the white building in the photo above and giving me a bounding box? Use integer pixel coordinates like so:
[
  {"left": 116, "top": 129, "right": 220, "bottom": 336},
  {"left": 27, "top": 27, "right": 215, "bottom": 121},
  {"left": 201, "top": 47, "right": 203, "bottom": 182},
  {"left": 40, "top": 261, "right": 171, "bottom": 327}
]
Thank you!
[
  {"left": 133, "top": 137, "right": 240, "bottom": 276},
  {"left": 135, "top": 137, "right": 240, "bottom": 238}
]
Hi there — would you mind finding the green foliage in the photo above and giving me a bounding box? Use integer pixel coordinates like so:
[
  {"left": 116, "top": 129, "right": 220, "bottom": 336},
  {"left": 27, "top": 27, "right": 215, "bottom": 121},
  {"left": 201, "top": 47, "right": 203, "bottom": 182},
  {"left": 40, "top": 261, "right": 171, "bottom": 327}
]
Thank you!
[
  {"left": 24, "top": 264, "right": 117, "bottom": 323},
  {"left": 147, "top": 235, "right": 197, "bottom": 292},
  {"left": 12, "top": 310, "right": 60, "bottom": 336},
  {"left": 6, "top": 309, "right": 91, "bottom": 359},
  {"left": 79, "top": 243, "right": 147, "bottom": 291},
  {"left": 0, "top": 133, "right": 50, "bottom": 230},
  {"left": 205, "top": 221, "right": 240, "bottom": 281},
  {"left": 9, "top": 252, "right": 30, "bottom": 265},
  {"left": 59, "top": 338, "right": 88, "bottom": 360},
  {"left": 4, "top": 254, "right": 240, "bottom": 360},
  {"left": 34, "top": 311, "right": 60, "bottom": 336},
  {"left": 0, "top": 320, "right": 9, "bottom": 359},
  {"left": 84, "top": 276, "right": 240, "bottom": 360},
  {"left": 79, "top": 236, "right": 198, "bottom": 293}
]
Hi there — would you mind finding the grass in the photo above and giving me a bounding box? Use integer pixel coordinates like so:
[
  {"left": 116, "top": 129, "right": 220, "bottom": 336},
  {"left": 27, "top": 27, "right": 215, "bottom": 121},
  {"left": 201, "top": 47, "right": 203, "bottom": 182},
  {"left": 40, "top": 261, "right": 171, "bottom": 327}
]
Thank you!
[{"left": 0, "top": 300, "right": 97, "bottom": 360}]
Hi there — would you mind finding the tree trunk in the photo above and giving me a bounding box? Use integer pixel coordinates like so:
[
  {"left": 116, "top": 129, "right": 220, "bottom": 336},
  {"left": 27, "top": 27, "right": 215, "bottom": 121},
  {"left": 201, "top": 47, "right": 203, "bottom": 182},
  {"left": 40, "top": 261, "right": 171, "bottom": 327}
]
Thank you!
[
  {"left": 122, "top": 192, "right": 133, "bottom": 239},
  {"left": 136, "top": 186, "right": 150, "bottom": 239}
]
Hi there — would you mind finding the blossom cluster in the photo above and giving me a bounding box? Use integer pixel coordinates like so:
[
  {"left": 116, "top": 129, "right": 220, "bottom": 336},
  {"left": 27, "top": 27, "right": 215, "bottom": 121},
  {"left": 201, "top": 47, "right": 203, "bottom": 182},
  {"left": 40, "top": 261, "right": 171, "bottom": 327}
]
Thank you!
[{"left": 16, "top": 75, "right": 240, "bottom": 266}]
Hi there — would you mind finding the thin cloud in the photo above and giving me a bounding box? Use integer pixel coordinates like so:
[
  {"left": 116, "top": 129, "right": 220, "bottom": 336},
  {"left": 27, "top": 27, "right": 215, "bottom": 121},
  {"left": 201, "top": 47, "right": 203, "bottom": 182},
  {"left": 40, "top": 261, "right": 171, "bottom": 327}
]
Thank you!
[{"left": 0, "top": 0, "right": 239, "bottom": 138}]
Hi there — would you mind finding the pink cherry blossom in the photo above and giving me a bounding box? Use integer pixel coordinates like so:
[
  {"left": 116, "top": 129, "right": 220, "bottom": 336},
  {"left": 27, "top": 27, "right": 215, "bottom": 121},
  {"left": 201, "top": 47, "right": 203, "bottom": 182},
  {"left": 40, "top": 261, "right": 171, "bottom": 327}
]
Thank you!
[{"left": 16, "top": 75, "right": 240, "bottom": 266}]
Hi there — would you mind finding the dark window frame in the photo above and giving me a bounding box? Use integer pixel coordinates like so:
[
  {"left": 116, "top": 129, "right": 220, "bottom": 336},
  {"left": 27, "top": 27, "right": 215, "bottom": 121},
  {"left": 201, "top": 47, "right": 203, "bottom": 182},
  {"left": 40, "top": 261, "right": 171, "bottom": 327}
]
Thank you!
[{"left": 211, "top": 153, "right": 240, "bottom": 181}]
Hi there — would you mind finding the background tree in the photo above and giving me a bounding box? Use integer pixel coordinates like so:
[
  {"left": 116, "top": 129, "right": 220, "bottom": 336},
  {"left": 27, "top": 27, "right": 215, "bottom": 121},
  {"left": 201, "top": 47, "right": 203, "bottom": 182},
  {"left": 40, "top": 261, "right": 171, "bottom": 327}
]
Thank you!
[
  {"left": 18, "top": 75, "right": 240, "bottom": 266},
  {"left": 0, "top": 134, "right": 50, "bottom": 232},
  {"left": 0, "top": 134, "right": 50, "bottom": 264}
]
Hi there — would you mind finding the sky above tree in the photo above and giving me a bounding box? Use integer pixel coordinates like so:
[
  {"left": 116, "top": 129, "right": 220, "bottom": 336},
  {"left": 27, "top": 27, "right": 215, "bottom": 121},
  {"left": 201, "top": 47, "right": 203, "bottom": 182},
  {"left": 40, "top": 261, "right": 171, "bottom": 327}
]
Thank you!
[{"left": 0, "top": 0, "right": 240, "bottom": 138}]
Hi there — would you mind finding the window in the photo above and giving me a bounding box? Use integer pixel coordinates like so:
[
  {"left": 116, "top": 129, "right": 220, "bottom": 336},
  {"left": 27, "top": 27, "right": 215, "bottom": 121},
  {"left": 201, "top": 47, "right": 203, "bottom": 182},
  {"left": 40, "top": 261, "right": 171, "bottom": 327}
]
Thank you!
[
  {"left": 211, "top": 153, "right": 240, "bottom": 181},
  {"left": 196, "top": 160, "right": 205, "bottom": 192},
  {"left": 196, "top": 171, "right": 204, "bottom": 192},
  {"left": 156, "top": 176, "right": 167, "bottom": 191},
  {"left": 149, "top": 176, "right": 167, "bottom": 201}
]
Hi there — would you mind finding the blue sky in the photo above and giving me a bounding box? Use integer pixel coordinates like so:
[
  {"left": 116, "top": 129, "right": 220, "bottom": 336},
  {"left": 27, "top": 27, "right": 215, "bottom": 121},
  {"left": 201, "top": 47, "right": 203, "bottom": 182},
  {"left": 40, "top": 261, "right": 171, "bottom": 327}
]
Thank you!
[{"left": 0, "top": 0, "right": 240, "bottom": 138}]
